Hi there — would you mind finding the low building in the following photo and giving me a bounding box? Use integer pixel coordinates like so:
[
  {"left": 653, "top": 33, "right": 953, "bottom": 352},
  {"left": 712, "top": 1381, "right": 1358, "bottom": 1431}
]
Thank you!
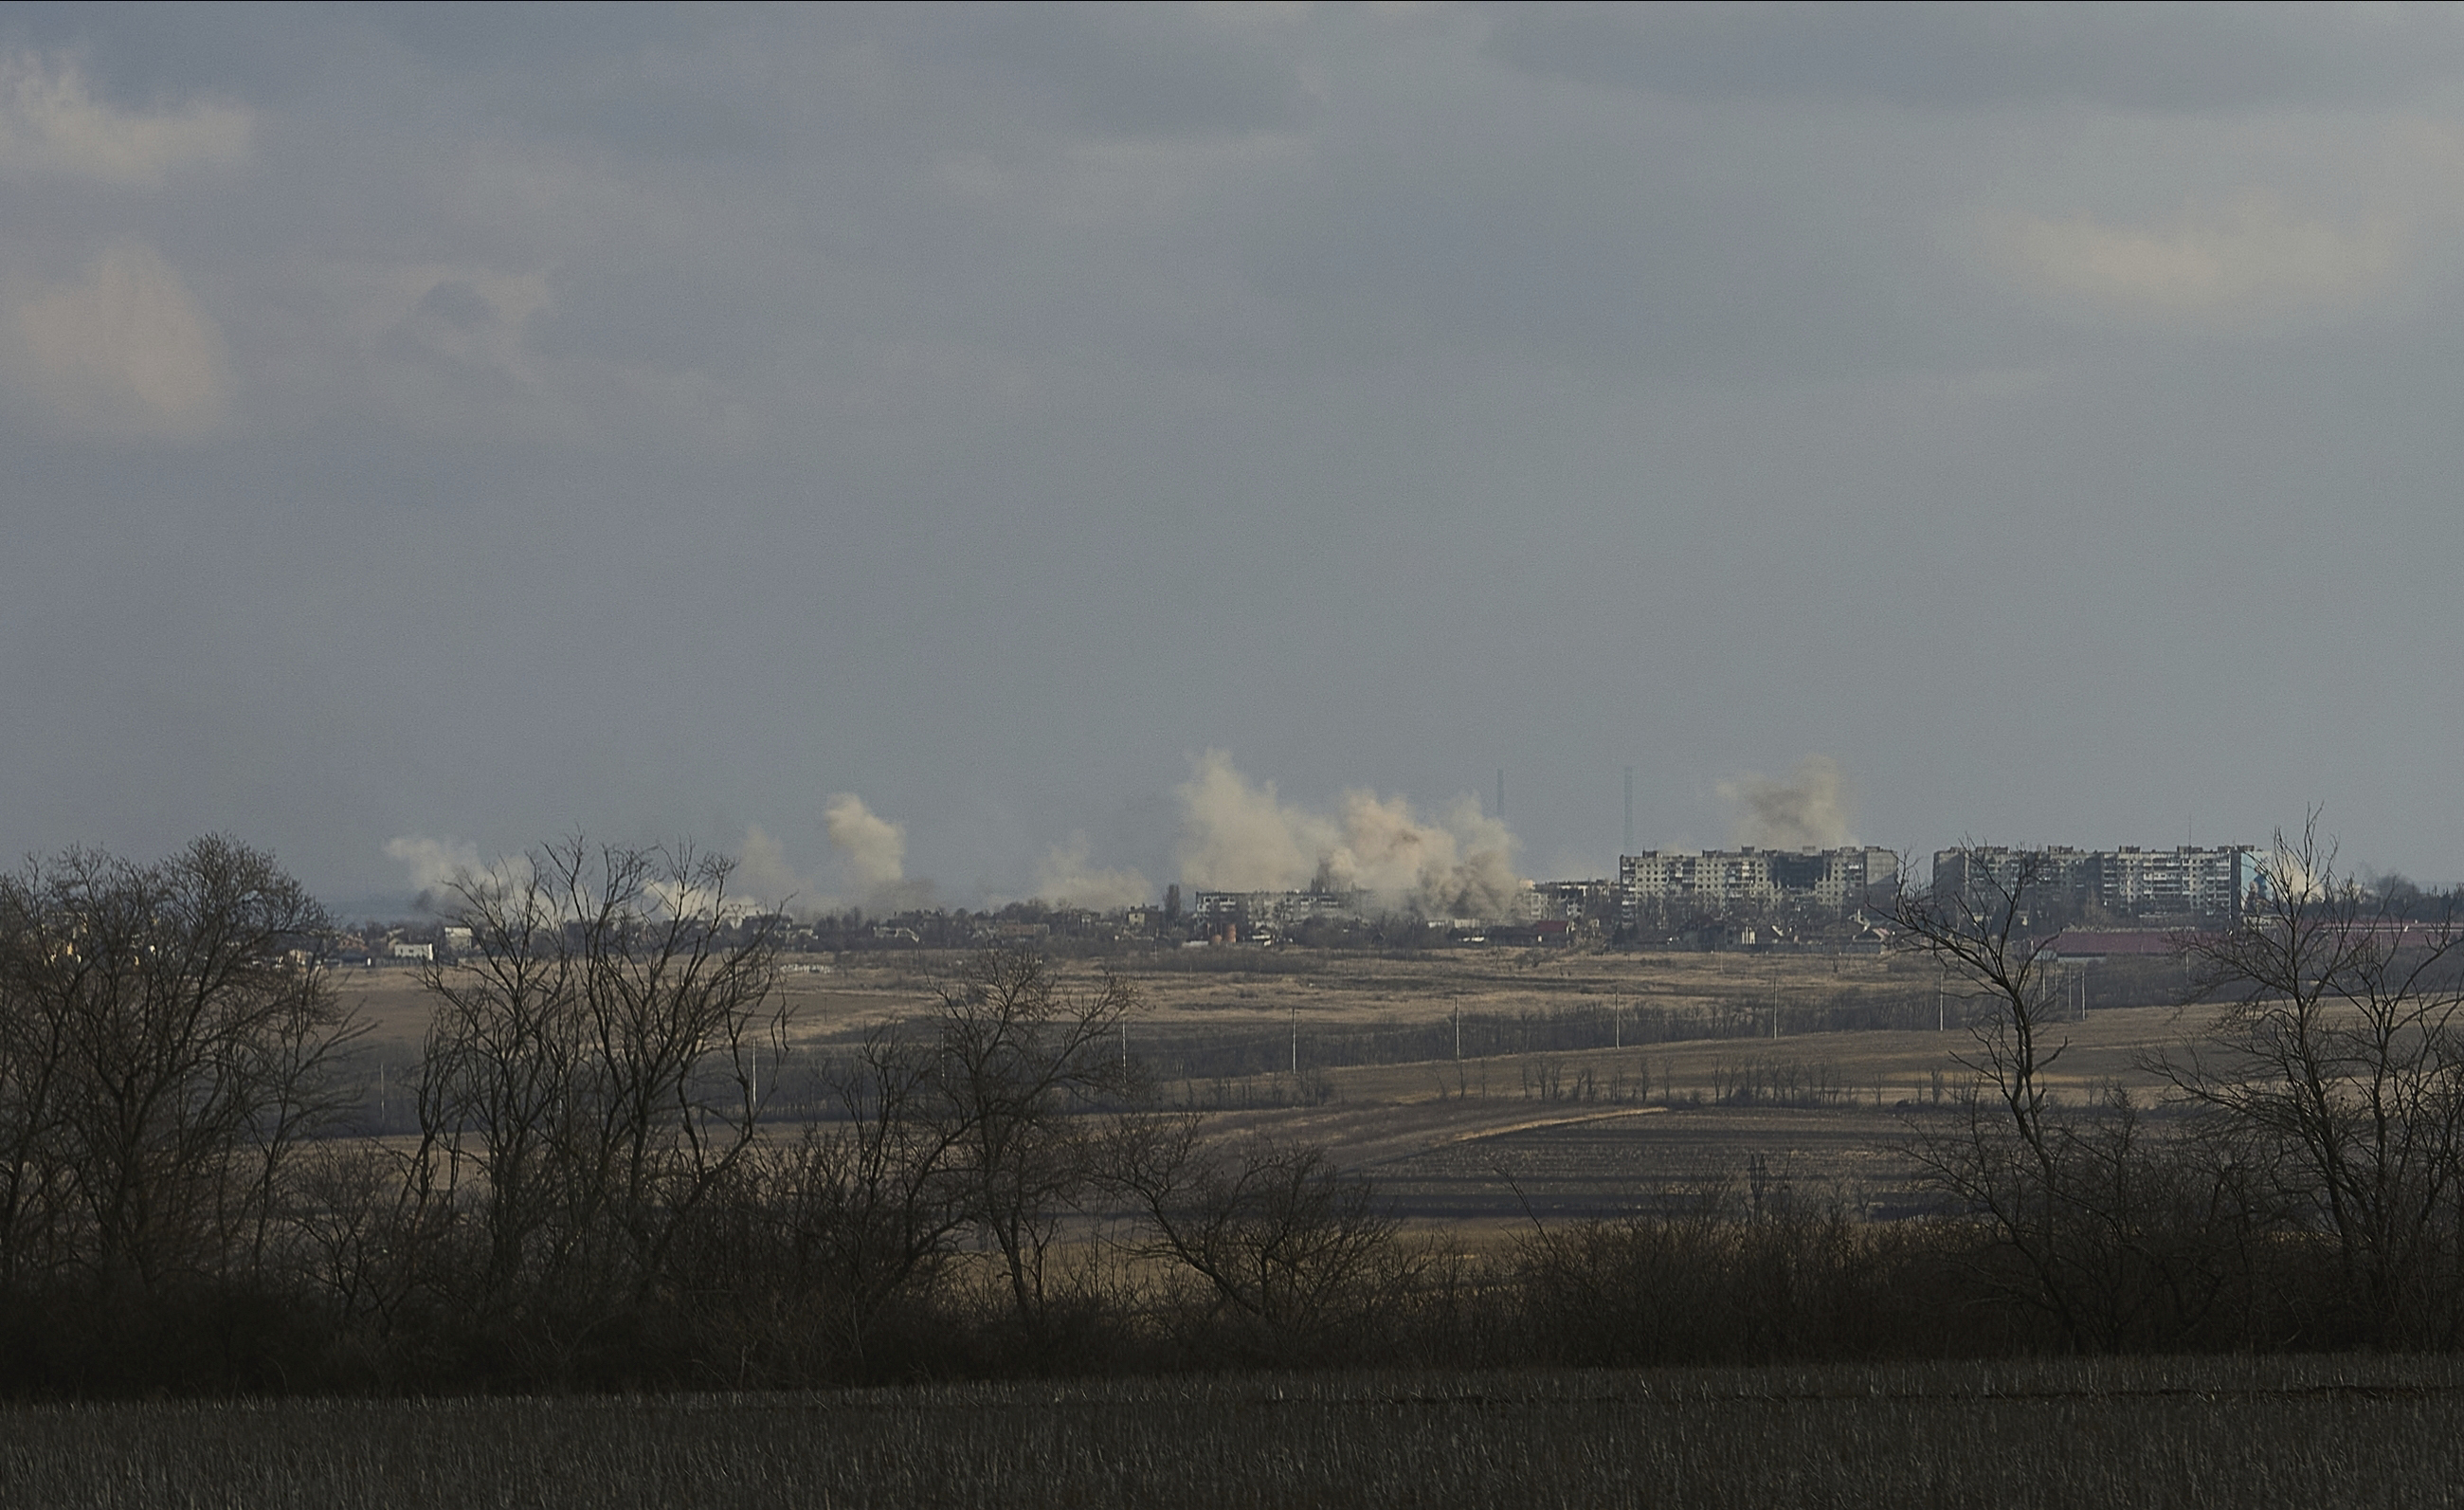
[
  {"left": 1527, "top": 878, "right": 1617, "bottom": 923},
  {"left": 1191, "top": 889, "right": 1369, "bottom": 932}
]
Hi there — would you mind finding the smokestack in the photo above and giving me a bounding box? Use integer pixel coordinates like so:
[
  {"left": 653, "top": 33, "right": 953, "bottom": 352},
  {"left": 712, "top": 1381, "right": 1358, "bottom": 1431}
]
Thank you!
[{"left": 1624, "top": 766, "right": 1634, "bottom": 853}]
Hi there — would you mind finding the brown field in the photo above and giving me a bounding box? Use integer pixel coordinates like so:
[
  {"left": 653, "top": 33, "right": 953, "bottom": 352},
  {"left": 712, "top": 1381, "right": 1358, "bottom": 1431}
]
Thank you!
[
  {"left": 338, "top": 947, "right": 2219, "bottom": 1227},
  {"left": 339, "top": 943, "right": 2189, "bottom": 1043},
  {"left": 1187, "top": 998, "right": 2214, "bottom": 1228}
]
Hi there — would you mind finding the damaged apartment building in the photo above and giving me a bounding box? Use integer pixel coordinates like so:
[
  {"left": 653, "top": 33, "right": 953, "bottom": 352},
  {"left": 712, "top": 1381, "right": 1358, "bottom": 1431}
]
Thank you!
[
  {"left": 1930, "top": 845, "right": 2257, "bottom": 922},
  {"left": 1617, "top": 846, "right": 1900, "bottom": 930}
]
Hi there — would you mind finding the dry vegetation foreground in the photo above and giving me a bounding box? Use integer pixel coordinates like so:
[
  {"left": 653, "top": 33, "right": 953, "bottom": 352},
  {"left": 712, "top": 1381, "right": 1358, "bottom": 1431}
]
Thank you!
[
  {"left": 12, "top": 1355, "right": 2464, "bottom": 1509},
  {"left": 341, "top": 947, "right": 2219, "bottom": 1227},
  {"left": 23, "top": 846, "right": 2464, "bottom": 1413}
]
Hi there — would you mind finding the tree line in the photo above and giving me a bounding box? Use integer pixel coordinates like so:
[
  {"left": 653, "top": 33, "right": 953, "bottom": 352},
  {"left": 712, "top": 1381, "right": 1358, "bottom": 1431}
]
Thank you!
[
  {"left": 1, "top": 827, "right": 2462, "bottom": 1394},
  {"left": 1888, "top": 818, "right": 2464, "bottom": 1351}
]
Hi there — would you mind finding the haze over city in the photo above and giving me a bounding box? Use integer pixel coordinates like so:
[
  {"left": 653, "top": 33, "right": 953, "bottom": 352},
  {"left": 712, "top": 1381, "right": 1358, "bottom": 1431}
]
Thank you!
[{"left": 6, "top": 5, "right": 2462, "bottom": 910}]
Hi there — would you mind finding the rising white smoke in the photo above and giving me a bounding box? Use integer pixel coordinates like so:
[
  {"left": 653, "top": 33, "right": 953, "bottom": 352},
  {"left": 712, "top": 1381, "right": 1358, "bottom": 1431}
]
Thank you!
[
  {"left": 824, "top": 792, "right": 934, "bottom": 912},
  {"left": 387, "top": 808, "right": 926, "bottom": 923},
  {"left": 727, "top": 824, "right": 815, "bottom": 911},
  {"left": 1718, "top": 755, "right": 1854, "bottom": 849},
  {"left": 1173, "top": 751, "right": 1332, "bottom": 892},
  {"left": 390, "top": 832, "right": 777, "bottom": 922},
  {"left": 1027, "top": 833, "right": 1153, "bottom": 913},
  {"left": 1171, "top": 751, "right": 1526, "bottom": 919},
  {"left": 824, "top": 792, "right": 904, "bottom": 891},
  {"left": 384, "top": 834, "right": 482, "bottom": 897},
  {"left": 383, "top": 833, "right": 543, "bottom": 915}
]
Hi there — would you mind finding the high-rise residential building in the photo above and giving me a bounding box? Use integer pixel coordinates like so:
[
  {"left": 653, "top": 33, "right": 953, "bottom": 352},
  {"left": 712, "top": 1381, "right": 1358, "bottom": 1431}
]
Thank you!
[
  {"left": 1931, "top": 845, "right": 2256, "bottom": 919},
  {"left": 1618, "top": 846, "right": 1899, "bottom": 925}
]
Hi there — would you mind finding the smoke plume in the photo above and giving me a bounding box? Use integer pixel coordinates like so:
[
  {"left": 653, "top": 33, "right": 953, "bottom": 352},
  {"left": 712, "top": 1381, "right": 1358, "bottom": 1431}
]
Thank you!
[
  {"left": 1027, "top": 834, "right": 1153, "bottom": 913},
  {"left": 389, "top": 831, "right": 788, "bottom": 921},
  {"left": 824, "top": 792, "right": 934, "bottom": 912},
  {"left": 388, "top": 803, "right": 933, "bottom": 923},
  {"left": 729, "top": 824, "right": 814, "bottom": 910},
  {"left": 1719, "top": 755, "right": 1854, "bottom": 849},
  {"left": 385, "top": 833, "right": 556, "bottom": 914},
  {"left": 384, "top": 834, "right": 482, "bottom": 899},
  {"left": 1172, "top": 750, "right": 1525, "bottom": 919}
]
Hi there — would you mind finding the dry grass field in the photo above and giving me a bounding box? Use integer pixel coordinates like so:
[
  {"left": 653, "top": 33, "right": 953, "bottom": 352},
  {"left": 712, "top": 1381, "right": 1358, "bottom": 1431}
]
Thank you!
[
  {"left": 335, "top": 946, "right": 2219, "bottom": 1226},
  {"left": 338, "top": 944, "right": 2191, "bottom": 1050},
  {"left": 9, "top": 1356, "right": 2462, "bottom": 1509},
  {"left": 41, "top": 949, "right": 2448, "bottom": 1499}
]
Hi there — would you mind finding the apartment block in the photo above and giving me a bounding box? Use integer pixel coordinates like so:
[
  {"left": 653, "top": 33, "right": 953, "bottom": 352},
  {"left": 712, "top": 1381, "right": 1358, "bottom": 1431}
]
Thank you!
[{"left": 1618, "top": 846, "right": 1900, "bottom": 925}]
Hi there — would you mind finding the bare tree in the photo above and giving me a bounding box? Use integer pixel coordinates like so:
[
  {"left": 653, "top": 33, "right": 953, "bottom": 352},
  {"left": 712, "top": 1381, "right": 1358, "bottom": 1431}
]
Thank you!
[
  {"left": 0, "top": 837, "right": 357, "bottom": 1298},
  {"left": 1893, "top": 848, "right": 2069, "bottom": 1166},
  {"left": 2165, "top": 816, "right": 2464, "bottom": 1344},
  {"left": 679, "top": 951, "right": 1138, "bottom": 1376},
  {"left": 1893, "top": 846, "right": 2071, "bottom": 1319},
  {"left": 923, "top": 949, "right": 1139, "bottom": 1330},
  {"left": 1110, "top": 1116, "right": 1414, "bottom": 1363},
  {"left": 740, "top": 1030, "right": 977, "bottom": 1374},
  {"left": 412, "top": 838, "right": 786, "bottom": 1336},
  {"left": 1893, "top": 846, "right": 2249, "bottom": 1349}
]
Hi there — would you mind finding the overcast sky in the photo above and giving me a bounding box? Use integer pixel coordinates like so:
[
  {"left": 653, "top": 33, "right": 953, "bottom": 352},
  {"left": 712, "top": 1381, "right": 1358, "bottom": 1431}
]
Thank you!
[{"left": 5, "top": 2, "right": 2463, "bottom": 912}]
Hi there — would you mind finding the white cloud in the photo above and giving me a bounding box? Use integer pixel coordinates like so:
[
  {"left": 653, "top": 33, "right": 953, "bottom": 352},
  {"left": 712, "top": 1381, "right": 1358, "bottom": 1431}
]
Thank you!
[
  {"left": 1989, "top": 190, "right": 2400, "bottom": 320},
  {"left": 9, "top": 243, "right": 232, "bottom": 437},
  {"left": 0, "top": 54, "right": 250, "bottom": 185}
]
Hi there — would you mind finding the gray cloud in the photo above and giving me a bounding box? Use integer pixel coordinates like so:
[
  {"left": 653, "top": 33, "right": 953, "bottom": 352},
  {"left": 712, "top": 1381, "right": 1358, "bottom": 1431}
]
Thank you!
[
  {"left": 5, "top": 5, "right": 2464, "bottom": 906},
  {"left": 6, "top": 241, "right": 231, "bottom": 435},
  {"left": 1484, "top": 4, "right": 2464, "bottom": 114},
  {"left": 0, "top": 51, "right": 250, "bottom": 183},
  {"left": 952, "top": 4, "right": 1314, "bottom": 138}
]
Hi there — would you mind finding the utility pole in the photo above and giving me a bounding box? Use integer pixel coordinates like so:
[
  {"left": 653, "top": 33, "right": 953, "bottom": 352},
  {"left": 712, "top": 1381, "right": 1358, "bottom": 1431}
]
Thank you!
[
  {"left": 1291, "top": 1008, "right": 1298, "bottom": 1077},
  {"left": 1453, "top": 999, "right": 1461, "bottom": 1060}
]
